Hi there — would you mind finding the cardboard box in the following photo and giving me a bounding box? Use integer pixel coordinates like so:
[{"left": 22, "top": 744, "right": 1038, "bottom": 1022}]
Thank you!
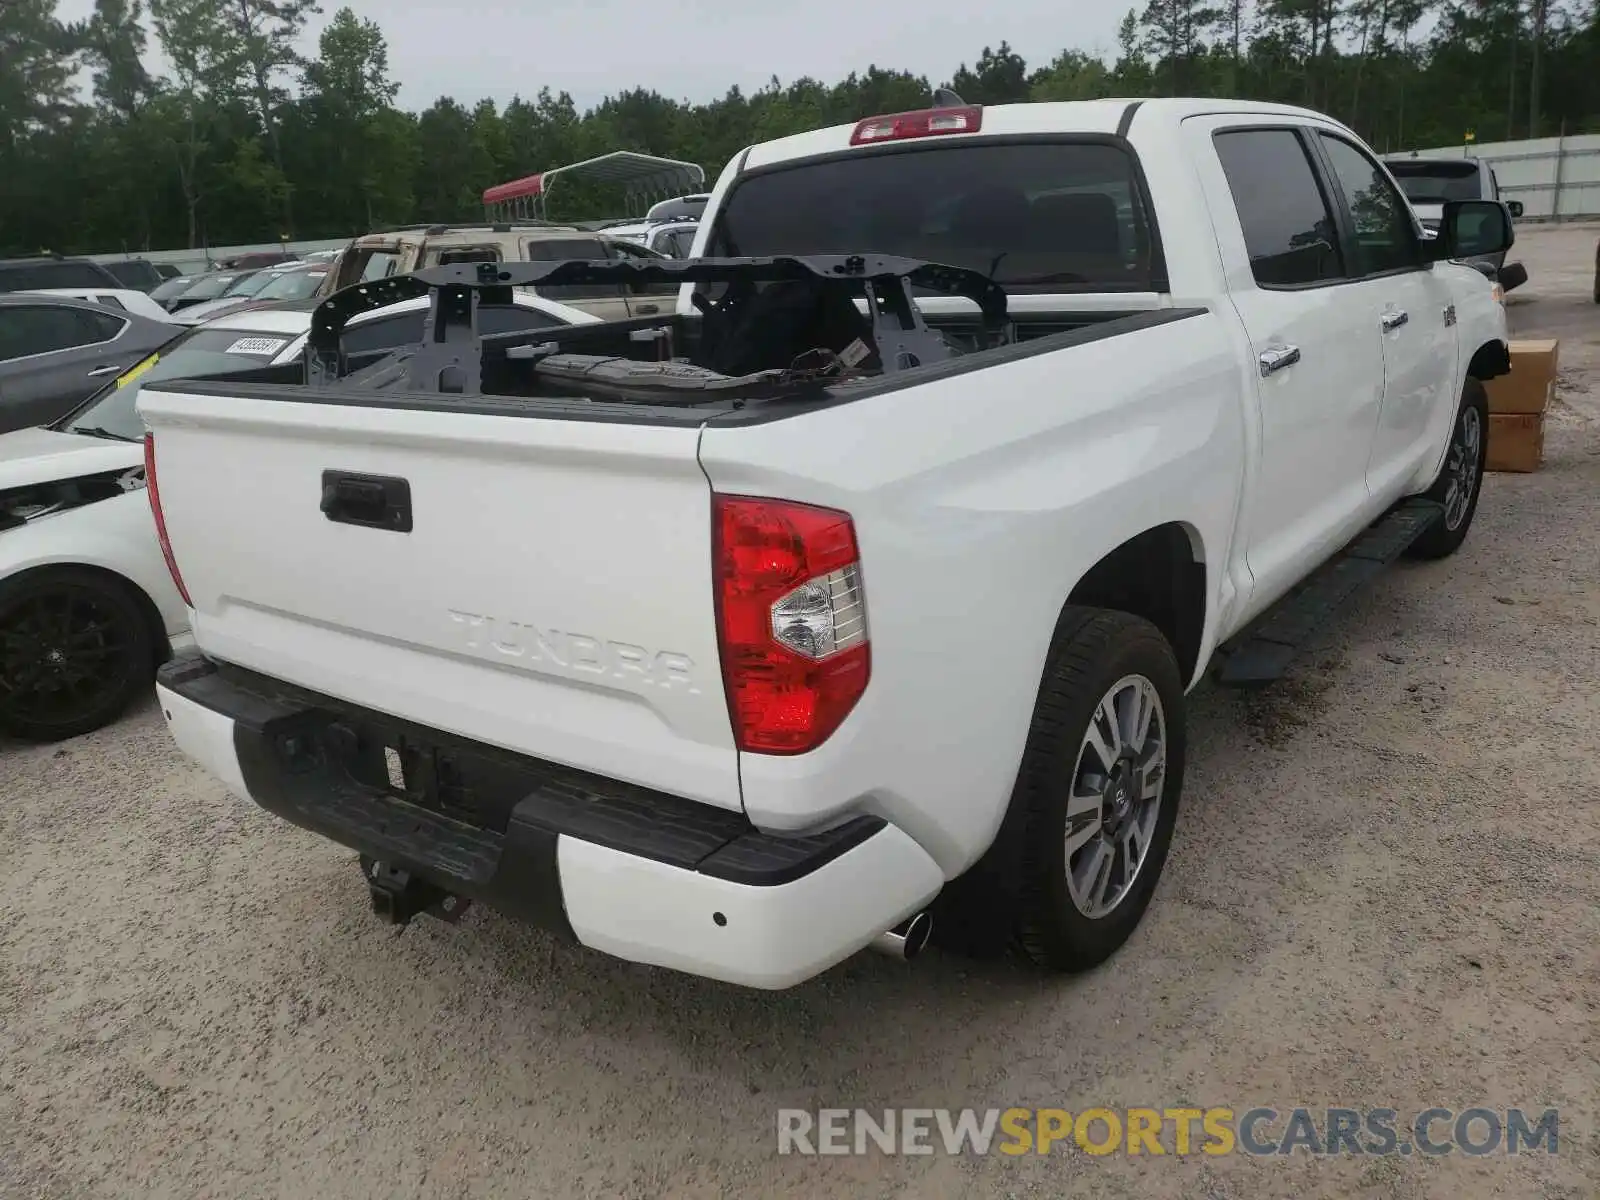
[
  {"left": 1486, "top": 412, "right": 1545, "bottom": 473},
  {"left": 1485, "top": 339, "right": 1559, "bottom": 415}
]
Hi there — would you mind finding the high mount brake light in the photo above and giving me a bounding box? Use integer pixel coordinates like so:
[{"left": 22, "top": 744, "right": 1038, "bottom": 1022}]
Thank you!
[
  {"left": 849, "top": 106, "right": 983, "bottom": 146},
  {"left": 143, "top": 434, "right": 191, "bottom": 608},
  {"left": 713, "top": 496, "right": 870, "bottom": 755}
]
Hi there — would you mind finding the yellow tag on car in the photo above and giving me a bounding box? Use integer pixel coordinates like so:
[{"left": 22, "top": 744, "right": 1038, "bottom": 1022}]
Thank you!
[{"left": 116, "top": 353, "right": 159, "bottom": 389}]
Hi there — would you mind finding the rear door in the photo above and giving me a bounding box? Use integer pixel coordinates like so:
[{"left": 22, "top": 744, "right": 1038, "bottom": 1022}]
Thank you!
[
  {"left": 1310, "top": 131, "right": 1457, "bottom": 500},
  {"left": 0, "top": 302, "right": 136, "bottom": 433},
  {"left": 1193, "top": 119, "right": 1389, "bottom": 619},
  {"left": 521, "top": 236, "right": 633, "bottom": 320}
]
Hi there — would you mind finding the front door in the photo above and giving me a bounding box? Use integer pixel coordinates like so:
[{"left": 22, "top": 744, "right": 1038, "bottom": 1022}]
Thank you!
[
  {"left": 1196, "top": 120, "right": 1388, "bottom": 621},
  {"left": 1311, "top": 131, "right": 1458, "bottom": 501}
]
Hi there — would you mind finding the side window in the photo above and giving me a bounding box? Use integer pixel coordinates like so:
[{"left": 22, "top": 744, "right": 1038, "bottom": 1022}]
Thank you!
[
  {"left": 432, "top": 245, "right": 502, "bottom": 266},
  {"left": 75, "top": 309, "right": 126, "bottom": 343},
  {"left": 96, "top": 294, "right": 128, "bottom": 311},
  {"left": 1214, "top": 128, "right": 1344, "bottom": 288},
  {"left": 359, "top": 251, "right": 401, "bottom": 282},
  {"left": 608, "top": 240, "right": 678, "bottom": 296},
  {"left": 0, "top": 304, "right": 117, "bottom": 360},
  {"left": 525, "top": 238, "right": 624, "bottom": 301},
  {"left": 1317, "top": 134, "right": 1421, "bottom": 276},
  {"left": 340, "top": 304, "right": 568, "bottom": 357}
]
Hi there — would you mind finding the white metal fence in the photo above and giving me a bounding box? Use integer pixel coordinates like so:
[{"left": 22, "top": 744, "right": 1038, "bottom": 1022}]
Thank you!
[{"left": 1396, "top": 132, "right": 1600, "bottom": 220}]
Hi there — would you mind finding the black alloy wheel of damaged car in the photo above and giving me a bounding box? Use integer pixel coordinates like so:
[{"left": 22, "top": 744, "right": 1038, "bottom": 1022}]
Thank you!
[{"left": 0, "top": 567, "right": 156, "bottom": 742}]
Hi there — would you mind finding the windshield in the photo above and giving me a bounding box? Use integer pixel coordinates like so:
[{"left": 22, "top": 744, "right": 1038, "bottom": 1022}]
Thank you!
[
  {"left": 150, "top": 277, "right": 193, "bottom": 302},
  {"left": 56, "top": 326, "right": 299, "bottom": 442},
  {"left": 253, "top": 269, "right": 328, "bottom": 300},
  {"left": 707, "top": 141, "right": 1157, "bottom": 291},
  {"left": 222, "top": 271, "right": 281, "bottom": 298},
  {"left": 179, "top": 272, "right": 248, "bottom": 301},
  {"left": 1386, "top": 161, "right": 1483, "bottom": 204}
]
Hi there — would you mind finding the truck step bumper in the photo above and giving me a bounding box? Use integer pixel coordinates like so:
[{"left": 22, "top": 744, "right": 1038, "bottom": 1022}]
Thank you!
[{"left": 154, "top": 656, "right": 944, "bottom": 990}]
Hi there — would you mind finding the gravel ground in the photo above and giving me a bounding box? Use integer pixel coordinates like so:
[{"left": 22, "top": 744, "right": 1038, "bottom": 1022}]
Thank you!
[{"left": 2, "top": 224, "right": 1597, "bottom": 1200}]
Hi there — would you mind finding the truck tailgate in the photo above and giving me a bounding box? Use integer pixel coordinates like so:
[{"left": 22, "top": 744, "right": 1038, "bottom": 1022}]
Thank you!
[{"left": 138, "top": 385, "right": 740, "bottom": 811}]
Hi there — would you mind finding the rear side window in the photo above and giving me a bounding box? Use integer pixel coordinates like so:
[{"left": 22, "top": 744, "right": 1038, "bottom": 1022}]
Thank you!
[
  {"left": 707, "top": 141, "right": 1157, "bottom": 291},
  {"left": 0, "top": 304, "right": 123, "bottom": 360},
  {"left": 1214, "top": 129, "right": 1344, "bottom": 288}
]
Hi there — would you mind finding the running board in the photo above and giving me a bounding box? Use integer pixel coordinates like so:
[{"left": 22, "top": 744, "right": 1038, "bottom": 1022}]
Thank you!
[{"left": 1215, "top": 498, "right": 1444, "bottom": 687}]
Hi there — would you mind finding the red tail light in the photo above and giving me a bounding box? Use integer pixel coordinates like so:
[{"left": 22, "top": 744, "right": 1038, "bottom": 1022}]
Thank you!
[
  {"left": 850, "top": 106, "right": 983, "bottom": 146},
  {"left": 143, "top": 434, "right": 192, "bottom": 608},
  {"left": 713, "top": 496, "right": 870, "bottom": 754}
]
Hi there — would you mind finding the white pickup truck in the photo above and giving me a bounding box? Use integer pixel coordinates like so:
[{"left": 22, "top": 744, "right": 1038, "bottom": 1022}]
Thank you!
[{"left": 140, "top": 98, "right": 1513, "bottom": 990}]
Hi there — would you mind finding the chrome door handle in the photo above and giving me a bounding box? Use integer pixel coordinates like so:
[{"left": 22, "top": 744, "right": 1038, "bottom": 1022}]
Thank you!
[
  {"left": 1258, "top": 345, "right": 1301, "bottom": 377},
  {"left": 634, "top": 303, "right": 660, "bottom": 315},
  {"left": 86, "top": 364, "right": 123, "bottom": 377},
  {"left": 1382, "top": 310, "right": 1410, "bottom": 331}
]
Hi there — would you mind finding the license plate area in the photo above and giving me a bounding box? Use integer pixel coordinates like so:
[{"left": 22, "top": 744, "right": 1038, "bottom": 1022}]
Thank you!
[{"left": 327, "top": 721, "right": 516, "bottom": 833}]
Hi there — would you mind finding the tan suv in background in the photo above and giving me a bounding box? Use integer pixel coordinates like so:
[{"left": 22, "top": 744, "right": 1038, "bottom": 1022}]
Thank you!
[{"left": 318, "top": 222, "right": 680, "bottom": 320}]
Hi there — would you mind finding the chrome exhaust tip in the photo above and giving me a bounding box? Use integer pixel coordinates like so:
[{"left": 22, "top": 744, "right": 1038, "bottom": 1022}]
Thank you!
[{"left": 870, "top": 911, "right": 933, "bottom": 961}]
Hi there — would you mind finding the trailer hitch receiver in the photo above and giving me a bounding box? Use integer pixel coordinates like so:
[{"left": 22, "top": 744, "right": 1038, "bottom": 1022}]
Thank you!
[{"left": 361, "top": 857, "right": 471, "bottom": 926}]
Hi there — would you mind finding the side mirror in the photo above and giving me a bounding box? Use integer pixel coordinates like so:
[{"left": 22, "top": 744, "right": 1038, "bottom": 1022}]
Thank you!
[
  {"left": 1427, "top": 200, "right": 1515, "bottom": 261},
  {"left": 1506, "top": 200, "right": 1525, "bottom": 219}
]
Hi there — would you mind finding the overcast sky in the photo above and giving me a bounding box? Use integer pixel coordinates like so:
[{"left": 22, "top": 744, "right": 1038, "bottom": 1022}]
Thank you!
[{"left": 57, "top": 0, "right": 1128, "bottom": 111}]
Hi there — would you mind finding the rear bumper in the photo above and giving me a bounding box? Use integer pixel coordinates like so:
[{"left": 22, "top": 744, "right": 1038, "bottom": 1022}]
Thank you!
[{"left": 155, "top": 654, "right": 943, "bottom": 989}]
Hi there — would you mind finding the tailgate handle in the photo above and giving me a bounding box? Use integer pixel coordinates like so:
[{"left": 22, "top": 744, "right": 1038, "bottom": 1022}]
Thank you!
[{"left": 320, "top": 471, "right": 413, "bottom": 533}]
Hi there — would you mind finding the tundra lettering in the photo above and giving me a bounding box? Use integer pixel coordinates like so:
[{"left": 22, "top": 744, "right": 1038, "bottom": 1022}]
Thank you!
[{"left": 447, "top": 609, "right": 699, "bottom": 692}]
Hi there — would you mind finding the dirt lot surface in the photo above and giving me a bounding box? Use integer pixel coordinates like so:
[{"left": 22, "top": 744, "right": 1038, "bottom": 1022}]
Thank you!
[{"left": 3, "top": 224, "right": 1597, "bottom": 1200}]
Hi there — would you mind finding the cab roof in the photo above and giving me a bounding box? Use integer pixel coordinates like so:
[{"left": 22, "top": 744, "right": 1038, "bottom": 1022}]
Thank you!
[{"left": 739, "top": 97, "right": 1341, "bottom": 171}]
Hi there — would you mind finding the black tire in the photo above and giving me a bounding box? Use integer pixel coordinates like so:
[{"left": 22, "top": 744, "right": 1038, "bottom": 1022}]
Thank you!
[
  {"left": 0, "top": 567, "right": 157, "bottom": 742},
  {"left": 1407, "top": 377, "right": 1489, "bottom": 561},
  {"left": 935, "top": 609, "right": 1186, "bottom": 973}
]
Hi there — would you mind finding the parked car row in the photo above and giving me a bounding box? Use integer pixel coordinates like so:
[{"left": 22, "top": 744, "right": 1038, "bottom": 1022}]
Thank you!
[{"left": 0, "top": 254, "right": 181, "bottom": 296}]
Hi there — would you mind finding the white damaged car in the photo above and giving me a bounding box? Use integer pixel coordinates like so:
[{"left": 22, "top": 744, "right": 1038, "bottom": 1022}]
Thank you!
[{"left": 0, "top": 292, "right": 597, "bottom": 741}]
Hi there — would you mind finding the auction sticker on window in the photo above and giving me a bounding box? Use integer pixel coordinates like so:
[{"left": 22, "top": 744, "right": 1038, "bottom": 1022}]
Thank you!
[
  {"left": 115, "top": 354, "right": 159, "bottom": 389},
  {"left": 224, "top": 336, "right": 289, "bottom": 357}
]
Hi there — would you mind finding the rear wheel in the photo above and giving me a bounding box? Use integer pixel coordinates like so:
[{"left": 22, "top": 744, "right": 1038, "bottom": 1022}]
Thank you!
[
  {"left": 1407, "top": 378, "right": 1489, "bottom": 561},
  {"left": 0, "top": 568, "right": 156, "bottom": 742},
  {"left": 936, "top": 609, "right": 1186, "bottom": 972}
]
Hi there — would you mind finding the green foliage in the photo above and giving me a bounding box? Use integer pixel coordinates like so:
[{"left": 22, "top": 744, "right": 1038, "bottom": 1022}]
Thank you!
[{"left": 1, "top": 0, "right": 1597, "bottom": 254}]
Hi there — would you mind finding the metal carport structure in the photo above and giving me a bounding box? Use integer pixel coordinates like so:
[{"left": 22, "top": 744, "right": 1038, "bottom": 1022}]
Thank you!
[{"left": 482, "top": 151, "right": 706, "bottom": 222}]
